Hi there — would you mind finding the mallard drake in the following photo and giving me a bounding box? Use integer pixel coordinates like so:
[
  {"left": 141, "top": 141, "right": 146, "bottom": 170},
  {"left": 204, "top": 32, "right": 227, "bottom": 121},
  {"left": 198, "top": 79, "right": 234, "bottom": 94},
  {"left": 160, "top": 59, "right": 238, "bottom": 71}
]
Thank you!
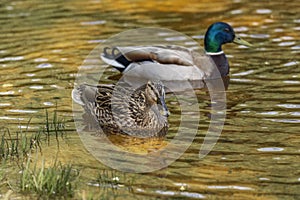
[
  {"left": 100, "top": 22, "right": 252, "bottom": 81},
  {"left": 72, "top": 81, "right": 169, "bottom": 137}
]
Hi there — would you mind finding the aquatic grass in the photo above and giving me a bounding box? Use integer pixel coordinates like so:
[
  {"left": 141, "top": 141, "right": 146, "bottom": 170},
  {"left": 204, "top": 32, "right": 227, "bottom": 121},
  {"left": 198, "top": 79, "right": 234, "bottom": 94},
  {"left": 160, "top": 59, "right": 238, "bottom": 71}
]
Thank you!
[
  {"left": 20, "top": 155, "right": 80, "bottom": 199},
  {"left": 43, "top": 109, "right": 66, "bottom": 146},
  {"left": 0, "top": 109, "right": 66, "bottom": 163},
  {"left": 0, "top": 110, "right": 72, "bottom": 198},
  {"left": 0, "top": 125, "right": 41, "bottom": 162},
  {"left": 0, "top": 109, "right": 138, "bottom": 200}
]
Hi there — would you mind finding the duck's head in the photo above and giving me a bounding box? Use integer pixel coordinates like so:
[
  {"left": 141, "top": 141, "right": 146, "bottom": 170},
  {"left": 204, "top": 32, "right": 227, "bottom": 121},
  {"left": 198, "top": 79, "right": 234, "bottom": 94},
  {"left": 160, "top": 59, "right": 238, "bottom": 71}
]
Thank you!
[
  {"left": 145, "top": 80, "right": 169, "bottom": 117},
  {"left": 204, "top": 22, "right": 252, "bottom": 53}
]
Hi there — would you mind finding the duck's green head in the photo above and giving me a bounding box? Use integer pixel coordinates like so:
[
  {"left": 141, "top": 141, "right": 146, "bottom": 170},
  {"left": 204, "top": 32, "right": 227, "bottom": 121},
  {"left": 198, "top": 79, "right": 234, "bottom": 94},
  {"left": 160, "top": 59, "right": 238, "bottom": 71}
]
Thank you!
[{"left": 204, "top": 22, "right": 252, "bottom": 53}]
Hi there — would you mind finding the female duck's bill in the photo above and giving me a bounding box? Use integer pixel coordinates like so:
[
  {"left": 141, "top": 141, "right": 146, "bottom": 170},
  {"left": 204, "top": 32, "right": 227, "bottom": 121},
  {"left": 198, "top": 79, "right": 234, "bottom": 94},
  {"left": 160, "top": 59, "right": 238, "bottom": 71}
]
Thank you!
[
  {"left": 100, "top": 22, "right": 253, "bottom": 82},
  {"left": 72, "top": 80, "right": 169, "bottom": 138}
]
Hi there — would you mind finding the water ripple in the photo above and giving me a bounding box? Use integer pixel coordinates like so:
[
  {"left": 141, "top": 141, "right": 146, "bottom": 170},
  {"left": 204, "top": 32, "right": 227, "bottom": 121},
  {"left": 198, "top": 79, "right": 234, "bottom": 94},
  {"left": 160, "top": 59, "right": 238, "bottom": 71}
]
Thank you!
[
  {"left": 29, "top": 85, "right": 44, "bottom": 90},
  {"left": 34, "top": 58, "right": 48, "bottom": 62},
  {"left": 257, "top": 147, "right": 284, "bottom": 152},
  {"left": 278, "top": 41, "right": 296, "bottom": 46},
  {"left": 155, "top": 190, "right": 175, "bottom": 195},
  {"left": 231, "top": 9, "right": 243, "bottom": 15},
  {"left": 8, "top": 109, "right": 37, "bottom": 113},
  {"left": 230, "top": 78, "right": 255, "bottom": 83},
  {"left": 207, "top": 185, "right": 254, "bottom": 191},
  {"left": 0, "top": 116, "right": 24, "bottom": 120},
  {"left": 260, "top": 111, "right": 279, "bottom": 115},
  {"left": 283, "top": 61, "right": 299, "bottom": 67},
  {"left": 281, "top": 36, "right": 294, "bottom": 40},
  {"left": 180, "top": 192, "right": 205, "bottom": 199},
  {"left": 155, "top": 190, "right": 205, "bottom": 199},
  {"left": 0, "top": 56, "right": 24, "bottom": 62},
  {"left": 283, "top": 80, "right": 300, "bottom": 84},
  {"left": 291, "top": 45, "right": 300, "bottom": 50},
  {"left": 232, "top": 70, "right": 254, "bottom": 76},
  {"left": 290, "top": 112, "right": 300, "bottom": 116},
  {"left": 43, "top": 102, "right": 54, "bottom": 106},
  {"left": 80, "top": 20, "right": 106, "bottom": 25},
  {"left": 0, "top": 91, "right": 15, "bottom": 95},
  {"left": 250, "top": 34, "right": 270, "bottom": 38},
  {"left": 0, "top": 103, "right": 11, "bottom": 107},
  {"left": 259, "top": 177, "right": 270, "bottom": 181},
  {"left": 267, "top": 119, "right": 300, "bottom": 123},
  {"left": 256, "top": 9, "right": 272, "bottom": 14},
  {"left": 278, "top": 104, "right": 300, "bottom": 109},
  {"left": 36, "top": 63, "right": 52, "bottom": 69}
]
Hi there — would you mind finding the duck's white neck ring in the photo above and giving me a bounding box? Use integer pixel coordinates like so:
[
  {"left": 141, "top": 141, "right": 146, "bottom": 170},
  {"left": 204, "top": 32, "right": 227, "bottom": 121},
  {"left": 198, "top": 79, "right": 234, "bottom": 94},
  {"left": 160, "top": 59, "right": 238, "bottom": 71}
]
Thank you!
[{"left": 206, "top": 51, "right": 224, "bottom": 56}]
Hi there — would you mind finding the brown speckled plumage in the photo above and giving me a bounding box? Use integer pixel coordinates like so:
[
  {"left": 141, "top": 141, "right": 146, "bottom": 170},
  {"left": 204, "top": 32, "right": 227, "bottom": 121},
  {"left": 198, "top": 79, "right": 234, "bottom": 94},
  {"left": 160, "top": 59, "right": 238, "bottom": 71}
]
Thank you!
[{"left": 73, "top": 81, "right": 169, "bottom": 137}]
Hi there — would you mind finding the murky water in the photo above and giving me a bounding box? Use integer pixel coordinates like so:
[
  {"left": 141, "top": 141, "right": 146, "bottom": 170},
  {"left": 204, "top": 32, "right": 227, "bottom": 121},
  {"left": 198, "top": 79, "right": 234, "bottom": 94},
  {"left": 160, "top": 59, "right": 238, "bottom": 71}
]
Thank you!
[{"left": 0, "top": 0, "right": 299, "bottom": 199}]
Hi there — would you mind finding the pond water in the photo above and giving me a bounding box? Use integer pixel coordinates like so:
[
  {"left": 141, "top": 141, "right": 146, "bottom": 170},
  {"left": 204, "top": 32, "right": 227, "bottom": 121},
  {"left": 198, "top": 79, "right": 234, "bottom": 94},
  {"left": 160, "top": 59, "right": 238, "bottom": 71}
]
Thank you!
[{"left": 0, "top": 0, "right": 299, "bottom": 199}]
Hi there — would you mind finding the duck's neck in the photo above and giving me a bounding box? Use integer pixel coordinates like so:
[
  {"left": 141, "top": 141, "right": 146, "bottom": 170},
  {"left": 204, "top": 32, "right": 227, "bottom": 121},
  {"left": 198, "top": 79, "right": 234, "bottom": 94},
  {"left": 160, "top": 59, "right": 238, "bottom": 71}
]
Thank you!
[
  {"left": 206, "top": 52, "right": 230, "bottom": 76},
  {"left": 204, "top": 37, "right": 229, "bottom": 76},
  {"left": 204, "top": 33, "right": 223, "bottom": 53}
]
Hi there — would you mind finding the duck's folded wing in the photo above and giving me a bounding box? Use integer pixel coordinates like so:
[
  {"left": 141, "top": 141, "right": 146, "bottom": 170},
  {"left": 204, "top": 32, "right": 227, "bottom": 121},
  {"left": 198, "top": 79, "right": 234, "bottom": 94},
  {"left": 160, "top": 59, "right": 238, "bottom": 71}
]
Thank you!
[
  {"left": 101, "top": 45, "right": 195, "bottom": 66},
  {"left": 118, "top": 45, "right": 194, "bottom": 66}
]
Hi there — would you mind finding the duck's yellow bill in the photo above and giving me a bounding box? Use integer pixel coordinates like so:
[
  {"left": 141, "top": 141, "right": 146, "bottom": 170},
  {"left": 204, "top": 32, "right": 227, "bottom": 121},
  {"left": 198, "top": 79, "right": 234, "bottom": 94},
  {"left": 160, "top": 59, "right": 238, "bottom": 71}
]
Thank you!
[{"left": 233, "top": 36, "right": 253, "bottom": 47}]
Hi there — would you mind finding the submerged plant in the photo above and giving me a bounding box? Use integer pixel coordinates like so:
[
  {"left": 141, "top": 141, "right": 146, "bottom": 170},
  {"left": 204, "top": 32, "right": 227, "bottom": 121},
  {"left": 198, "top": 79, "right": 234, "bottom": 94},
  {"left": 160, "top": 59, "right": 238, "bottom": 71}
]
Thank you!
[
  {"left": 79, "top": 169, "right": 135, "bottom": 200},
  {"left": 90, "top": 170, "right": 134, "bottom": 192}
]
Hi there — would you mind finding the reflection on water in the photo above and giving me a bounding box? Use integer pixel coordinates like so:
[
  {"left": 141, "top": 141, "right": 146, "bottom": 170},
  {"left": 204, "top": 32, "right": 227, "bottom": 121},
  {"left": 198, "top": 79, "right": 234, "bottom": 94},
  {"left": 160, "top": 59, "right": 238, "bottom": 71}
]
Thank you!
[{"left": 0, "top": 0, "right": 300, "bottom": 199}]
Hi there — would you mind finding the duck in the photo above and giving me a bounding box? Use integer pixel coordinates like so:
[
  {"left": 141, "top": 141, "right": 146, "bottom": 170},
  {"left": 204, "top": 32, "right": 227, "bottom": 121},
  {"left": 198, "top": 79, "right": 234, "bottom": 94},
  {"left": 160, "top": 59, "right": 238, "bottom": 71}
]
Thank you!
[
  {"left": 100, "top": 22, "right": 252, "bottom": 81},
  {"left": 72, "top": 80, "right": 169, "bottom": 137}
]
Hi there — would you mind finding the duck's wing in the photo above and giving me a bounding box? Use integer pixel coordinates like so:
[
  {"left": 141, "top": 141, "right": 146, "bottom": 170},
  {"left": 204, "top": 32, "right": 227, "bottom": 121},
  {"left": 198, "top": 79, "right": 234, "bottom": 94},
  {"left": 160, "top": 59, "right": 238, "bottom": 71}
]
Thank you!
[
  {"left": 122, "top": 45, "right": 194, "bottom": 66},
  {"left": 101, "top": 45, "right": 194, "bottom": 69}
]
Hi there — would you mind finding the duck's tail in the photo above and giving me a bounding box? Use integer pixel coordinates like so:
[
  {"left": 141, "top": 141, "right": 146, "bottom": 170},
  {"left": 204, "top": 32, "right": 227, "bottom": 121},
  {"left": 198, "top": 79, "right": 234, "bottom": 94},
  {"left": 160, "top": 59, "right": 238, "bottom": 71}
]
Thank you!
[
  {"left": 100, "top": 47, "right": 132, "bottom": 72},
  {"left": 72, "top": 84, "right": 102, "bottom": 130},
  {"left": 72, "top": 84, "right": 98, "bottom": 106},
  {"left": 72, "top": 87, "right": 84, "bottom": 106}
]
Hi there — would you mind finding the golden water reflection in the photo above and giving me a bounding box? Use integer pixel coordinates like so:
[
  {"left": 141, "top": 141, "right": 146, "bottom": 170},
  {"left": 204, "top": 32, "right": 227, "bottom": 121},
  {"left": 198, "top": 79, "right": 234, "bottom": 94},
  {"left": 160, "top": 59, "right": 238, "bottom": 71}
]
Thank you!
[{"left": 0, "top": 0, "right": 299, "bottom": 199}]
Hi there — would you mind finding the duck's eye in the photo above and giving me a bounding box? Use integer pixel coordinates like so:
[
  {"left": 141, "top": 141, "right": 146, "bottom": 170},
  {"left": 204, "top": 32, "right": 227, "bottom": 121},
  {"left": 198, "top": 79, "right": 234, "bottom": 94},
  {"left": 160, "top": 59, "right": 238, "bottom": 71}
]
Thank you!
[{"left": 224, "top": 28, "right": 230, "bottom": 33}]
